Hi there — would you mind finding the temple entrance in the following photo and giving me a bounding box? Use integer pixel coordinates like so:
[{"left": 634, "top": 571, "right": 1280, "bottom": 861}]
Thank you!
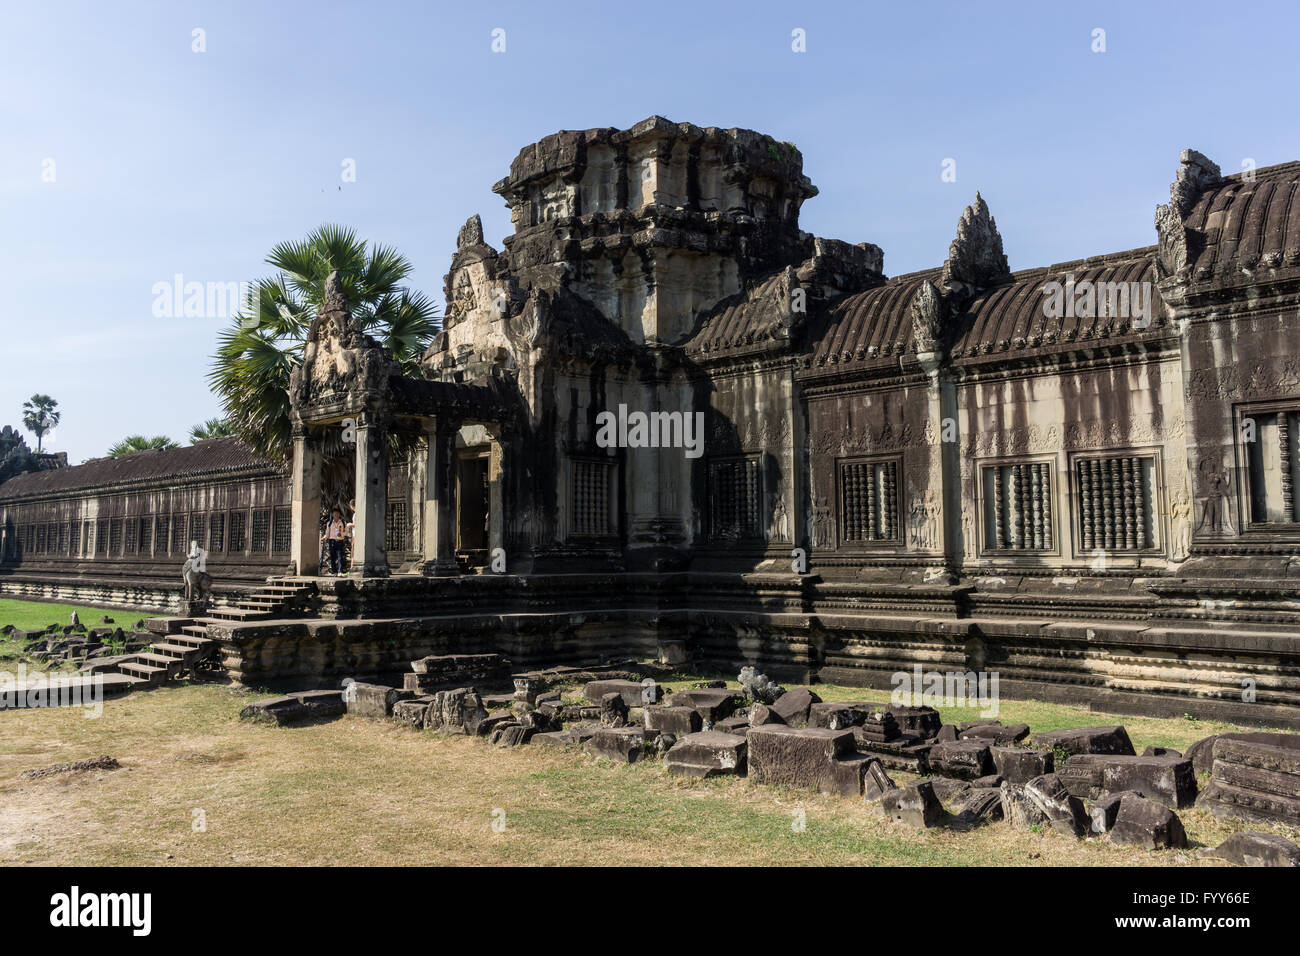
[{"left": 455, "top": 450, "right": 490, "bottom": 566}]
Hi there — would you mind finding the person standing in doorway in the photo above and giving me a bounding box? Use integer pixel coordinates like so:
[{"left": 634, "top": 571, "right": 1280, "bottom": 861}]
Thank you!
[{"left": 322, "top": 508, "right": 348, "bottom": 576}]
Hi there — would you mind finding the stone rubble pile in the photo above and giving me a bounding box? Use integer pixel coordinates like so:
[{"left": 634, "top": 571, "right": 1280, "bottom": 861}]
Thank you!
[{"left": 240, "top": 656, "right": 1300, "bottom": 865}]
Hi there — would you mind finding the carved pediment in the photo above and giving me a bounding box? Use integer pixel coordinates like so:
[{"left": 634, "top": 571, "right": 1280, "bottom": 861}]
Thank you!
[{"left": 290, "top": 271, "right": 399, "bottom": 413}]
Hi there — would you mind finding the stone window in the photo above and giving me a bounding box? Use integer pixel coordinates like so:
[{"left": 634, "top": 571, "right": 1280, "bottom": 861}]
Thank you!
[
  {"left": 71, "top": 521, "right": 80, "bottom": 555},
  {"left": 209, "top": 513, "right": 225, "bottom": 553},
  {"left": 124, "top": 517, "right": 137, "bottom": 554},
  {"left": 251, "top": 509, "right": 270, "bottom": 552},
  {"left": 138, "top": 517, "right": 151, "bottom": 554},
  {"left": 982, "top": 461, "right": 1054, "bottom": 551},
  {"left": 228, "top": 511, "right": 246, "bottom": 553},
  {"left": 271, "top": 507, "right": 291, "bottom": 553},
  {"left": 386, "top": 501, "right": 407, "bottom": 552},
  {"left": 154, "top": 515, "right": 169, "bottom": 554},
  {"left": 707, "top": 456, "right": 762, "bottom": 541},
  {"left": 570, "top": 458, "right": 614, "bottom": 537},
  {"left": 96, "top": 520, "right": 108, "bottom": 554},
  {"left": 82, "top": 520, "right": 92, "bottom": 555},
  {"left": 35, "top": 524, "right": 46, "bottom": 554},
  {"left": 58, "top": 522, "right": 69, "bottom": 554},
  {"left": 1074, "top": 454, "right": 1157, "bottom": 552},
  {"left": 171, "top": 514, "right": 186, "bottom": 554},
  {"left": 109, "top": 519, "right": 123, "bottom": 555},
  {"left": 838, "top": 457, "right": 900, "bottom": 543},
  {"left": 189, "top": 513, "right": 206, "bottom": 551},
  {"left": 1243, "top": 407, "right": 1300, "bottom": 525}
]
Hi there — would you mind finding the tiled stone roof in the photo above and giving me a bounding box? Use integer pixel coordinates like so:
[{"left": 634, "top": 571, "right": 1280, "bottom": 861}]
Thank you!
[{"left": 0, "top": 437, "right": 281, "bottom": 501}]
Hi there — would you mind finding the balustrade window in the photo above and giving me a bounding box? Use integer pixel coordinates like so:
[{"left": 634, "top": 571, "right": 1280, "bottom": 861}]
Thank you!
[
  {"left": 124, "top": 518, "right": 137, "bottom": 554},
  {"left": 982, "top": 462, "right": 1054, "bottom": 551},
  {"left": 138, "top": 517, "right": 151, "bottom": 554},
  {"left": 271, "top": 507, "right": 291, "bottom": 553},
  {"left": 228, "top": 511, "right": 247, "bottom": 553},
  {"left": 189, "top": 513, "right": 206, "bottom": 551},
  {"left": 571, "top": 459, "right": 614, "bottom": 537},
  {"left": 251, "top": 509, "right": 270, "bottom": 552},
  {"left": 839, "top": 458, "right": 900, "bottom": 543},
  {"left": 209, "top": 513, "right": 225, "bottom": 553},
  {"left": 1245, "top": 409, "right": 1300, "bottom": 525},
  {"left": 1075, "top": 454, "right": 1156, "bottom": 552},
  {"left": 707, "top": 456, "right": 762, "bottom": 540},
  {"left": 386, "top": 501, "right": 408, "bottom": 552},
  {"left": 109, "top": 519, "right": 123, "bottom": 555},
  {"left": 96, "top": 520, "right": 108, "bottom": 554},
  {"left": 171, "top": 514, "right": 186, "bottom": 553}
]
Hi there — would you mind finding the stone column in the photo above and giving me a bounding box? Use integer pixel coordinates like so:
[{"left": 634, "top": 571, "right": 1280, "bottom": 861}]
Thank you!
[
  {"left": 289, "top": 428, "right": 322, "bottom": 576},
  {"left": 421, "top": 417, "right": 460, "bottom": 575},
  {"left": 350, "top": 414, "right": 389, "bottom": 577},
  {"left": 485, "top": 424, "right": 505, "bottom": 566}
]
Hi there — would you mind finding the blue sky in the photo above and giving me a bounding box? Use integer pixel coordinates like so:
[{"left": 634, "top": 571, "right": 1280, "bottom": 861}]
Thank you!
[{"left": 3, "top": 0, "right": 1298, "bottom": 462}]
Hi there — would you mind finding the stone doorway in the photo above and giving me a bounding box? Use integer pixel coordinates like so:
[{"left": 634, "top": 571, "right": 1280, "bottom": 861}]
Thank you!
[{"left": 456, "top": 450, "right": 490, "bottom": 566}]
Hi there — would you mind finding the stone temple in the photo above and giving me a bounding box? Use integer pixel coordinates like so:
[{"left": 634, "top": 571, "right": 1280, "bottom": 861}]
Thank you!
[{"left": 3, "top": 116, "right": 1300, "bottom": 728}]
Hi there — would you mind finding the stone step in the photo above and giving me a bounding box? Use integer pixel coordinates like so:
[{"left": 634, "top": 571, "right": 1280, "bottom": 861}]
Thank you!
[
  {"left": 151, "top": 642, "right": 205, "bottom": 660},
  {"left": 207, "top": 608, "right": 271, "bottom": 621},
  {"left": 181, "top": 625, "right": 210, "bottom": 638},
  {"left": 117, "top": 661, "right": 169, "bottom": 684}
]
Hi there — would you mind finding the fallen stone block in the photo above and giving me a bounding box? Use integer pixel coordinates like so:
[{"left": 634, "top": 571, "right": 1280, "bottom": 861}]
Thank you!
[
  {"left": 1088, "top": 790, "right": 1135, "bottom": 834},
  {"left": 861, "top": 758, "right": 897, "bottom": 802},
  {"left": 667, "top": 688, "right": 741, "bottom": 725},
  {"left": 879, "top": 780, "right": 946, "bottom": 828},
  {"left": 769, "top": 687, "right": 821, "bottom": 726},
  {"left": 584, "top": 679, "right": 661, "bottom": 707},
  {"left": 809, "top": 702, "right": 882, "bottom": 731},
  {"left": 600, "top": 692, "right": 629, "bottom": 728},
  {"left": 853, "top": 733, "right": 933, "bottom": 774},
  {"left": 240, "top": 689, "right": 345, "bottom": 726},
  {"left": 345, "top": 682, "right": 413, "bottom": 718},
  {"left": 929, "top": 739, "right": 994, "bottom": 780},
  {"left": 1200, "top": 832, "right": 1300, "bottom": 867},
  {"left": 1109, "top": 794, "right": 1188, "bottom": 850},
  {"left": 747, "top": 725, "right": 870, "bottom": 796},
  {"left": 748, "top": 703, "right": 784, "bottom": 727},
  {"left": 583, "top": 726, "right": 648, "bottom": 764},
  {"left": 1058, "top": 754, "right": 1197, "bottom": 809},
  {"left": 1186, "top": 732, "right": 1300, "bottom": 774},
  {"left": 714, "top": 715, "right": 751, "bottom": 736},
  {"left": 1031, "top": 725, "right": 1135, "bottom": 757},
  {"left": 993, "top": 747, "right": 1054, "bottom": 784},
  {"left": 950, "top": 787, "right": 1005, "bottom": 830},
  {"left": 489, "top": 724, "right": 533, "bottom": 748},
  {"left": 664, "top": 731, "right": 748, "bottom": 778},
  {"left": 959, "top": 721, "right": 1030, "bottom": 746},
  {"left": 425, "top": 687, "right": 489, "bottom": 735},
  {"left": 644, "top": 705, "right": 703, "bottom": 736},
  {"left": 391, "top": 697, "right": 434, "bottom": 728},
  {"left": 1143, "top": 746, "right": 1182, "bottom": 758},
  {"left": 1001, "top": 773, "right": 1087, "bottom": 838},
  {"left": 886, "top": 704, "right": 942, "bottom": 739},
  {"left": 1196, "top": 734, "right": 1300, "bottom": 826}
]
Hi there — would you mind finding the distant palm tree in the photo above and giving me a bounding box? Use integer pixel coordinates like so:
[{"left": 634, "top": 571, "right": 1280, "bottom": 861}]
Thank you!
[
  {"left": 208, "top": 224, "right": 439, "bottom": 463},
  {"left": 107, "top": 435, "right": 179, "bottom": 458},
  {"left": 21, "top": 394, "right": 60, "bottom": 452},
  {"left": 189, "top": 418, "right": 235, "bottom": 443}
]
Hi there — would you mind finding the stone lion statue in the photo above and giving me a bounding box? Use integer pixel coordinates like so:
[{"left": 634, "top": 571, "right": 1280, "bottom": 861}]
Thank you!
[{"left": 182, "top": 553, "right": 213, "bottom": 604}]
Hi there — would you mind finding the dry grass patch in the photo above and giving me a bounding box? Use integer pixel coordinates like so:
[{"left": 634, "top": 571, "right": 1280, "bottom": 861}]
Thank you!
[{"left": 0, "top": 680, "right": 1295, "bottom": 866}]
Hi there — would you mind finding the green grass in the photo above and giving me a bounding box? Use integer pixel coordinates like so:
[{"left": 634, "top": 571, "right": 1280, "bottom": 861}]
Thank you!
[{"left": 0, "top": 598, "right": 152, "bottom": 671}]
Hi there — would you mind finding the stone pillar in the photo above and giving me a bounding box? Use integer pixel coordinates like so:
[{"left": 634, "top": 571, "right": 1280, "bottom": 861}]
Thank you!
[
  {"left": 289, "top": 428, "right": 322, "bottom": 576},
  {"left": 421, "top": 418, "right": 460, "bottom": 575},
  {"left": 351, "top": 414, "right": 389, "bottom": 577},
  {"left": 485, "top": 424, "right": 505, "bottom": 565}
]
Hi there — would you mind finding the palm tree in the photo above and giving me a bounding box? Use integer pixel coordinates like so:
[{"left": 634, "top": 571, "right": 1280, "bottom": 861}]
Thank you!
[
  {"left": 189, "top": 418, "right": 235, "bottom": 443},
  {"left": 208, "top": 224, "right": 439, "bottom": 463},
  {"left": 21, "top": 394, "right": 60, "bottom": 452},
  {"left": 107, "top": 435, "right": 179, "bottom": 458}
]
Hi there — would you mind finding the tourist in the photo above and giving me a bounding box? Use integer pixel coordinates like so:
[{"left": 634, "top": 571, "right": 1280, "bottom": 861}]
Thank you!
[{"left": 322, "top": 508, "right": 348, "bottom": 576}]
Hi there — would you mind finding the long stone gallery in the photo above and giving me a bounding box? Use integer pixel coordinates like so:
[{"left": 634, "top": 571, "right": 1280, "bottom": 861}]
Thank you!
[{"left": 3, "top": 122, "right": 1300, "bottom": 850}]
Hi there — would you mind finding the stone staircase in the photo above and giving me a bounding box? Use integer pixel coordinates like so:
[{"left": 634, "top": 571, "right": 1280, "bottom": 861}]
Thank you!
[{"left": 94, "top": 581, "right": 316, "bottom": 690}]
